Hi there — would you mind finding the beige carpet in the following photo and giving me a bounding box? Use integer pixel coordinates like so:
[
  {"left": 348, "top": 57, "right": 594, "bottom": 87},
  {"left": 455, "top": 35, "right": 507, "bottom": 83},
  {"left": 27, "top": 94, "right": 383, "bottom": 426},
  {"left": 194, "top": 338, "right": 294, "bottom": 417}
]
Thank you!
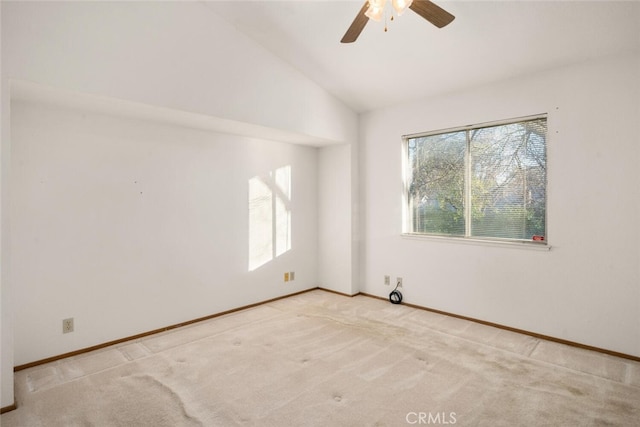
[{"left": 2, "top": 289, "right": 640, "bottom": 426}]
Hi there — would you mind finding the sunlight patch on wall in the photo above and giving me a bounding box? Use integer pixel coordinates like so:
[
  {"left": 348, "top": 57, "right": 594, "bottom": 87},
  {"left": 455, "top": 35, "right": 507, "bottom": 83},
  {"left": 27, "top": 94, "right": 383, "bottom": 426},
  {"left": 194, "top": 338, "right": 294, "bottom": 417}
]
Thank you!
[{"left": 248, "top": 165, "right": 291, "bottom": 271}]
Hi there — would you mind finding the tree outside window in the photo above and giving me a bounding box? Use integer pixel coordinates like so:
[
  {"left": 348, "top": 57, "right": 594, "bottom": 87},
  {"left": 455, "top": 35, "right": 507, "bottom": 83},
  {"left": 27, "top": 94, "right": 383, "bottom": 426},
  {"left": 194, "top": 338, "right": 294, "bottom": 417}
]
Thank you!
[{"left": 405, "top": 116, "right": 547, "bottom": 243}]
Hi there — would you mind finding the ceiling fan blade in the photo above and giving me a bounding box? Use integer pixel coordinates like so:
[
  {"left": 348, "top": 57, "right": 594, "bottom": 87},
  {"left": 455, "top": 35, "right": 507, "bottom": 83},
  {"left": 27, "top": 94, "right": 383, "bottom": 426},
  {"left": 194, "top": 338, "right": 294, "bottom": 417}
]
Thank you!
[
  {"left": 409, "top": 0, "right": 455, "bottom": 28},
  {"left": 341, "top": 1, "right": 370, "bottom": 43}
]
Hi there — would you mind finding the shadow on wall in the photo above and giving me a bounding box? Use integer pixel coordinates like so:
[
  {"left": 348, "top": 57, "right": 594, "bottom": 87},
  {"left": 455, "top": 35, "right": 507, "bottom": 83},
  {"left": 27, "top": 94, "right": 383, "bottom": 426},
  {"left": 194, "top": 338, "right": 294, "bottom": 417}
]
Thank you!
[{"left": 248, "top": 165, "right": 292, "bottom": 271}]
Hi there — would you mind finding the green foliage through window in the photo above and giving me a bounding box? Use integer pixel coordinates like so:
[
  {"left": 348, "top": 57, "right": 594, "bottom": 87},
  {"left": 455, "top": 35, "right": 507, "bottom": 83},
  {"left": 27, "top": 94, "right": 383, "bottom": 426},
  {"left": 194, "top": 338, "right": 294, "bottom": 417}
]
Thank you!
[{"left": 405, "top": 116, "right": 547, "bottom": 243}]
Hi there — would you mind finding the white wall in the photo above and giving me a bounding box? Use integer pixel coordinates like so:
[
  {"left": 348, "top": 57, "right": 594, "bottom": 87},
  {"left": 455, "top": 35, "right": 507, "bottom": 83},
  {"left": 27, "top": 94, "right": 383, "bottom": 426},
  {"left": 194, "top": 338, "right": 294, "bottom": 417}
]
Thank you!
[
  {"left": 359, "top": 52, "right": 640, "bottom": 357},
  {"left": 318, "top": 144, "right": 353, "bottom": 295},
  {"left": 10, "top": 100, "right": 319, "bottom": 365},
  {"left": 1, "top": 0, "right": 358, "bottom": 408},
  {"left": 1, "top": 1, "right": 356, "bottom": 145},
  {"left": 0, "top": 0, "right": 15, "bottom": 409}
]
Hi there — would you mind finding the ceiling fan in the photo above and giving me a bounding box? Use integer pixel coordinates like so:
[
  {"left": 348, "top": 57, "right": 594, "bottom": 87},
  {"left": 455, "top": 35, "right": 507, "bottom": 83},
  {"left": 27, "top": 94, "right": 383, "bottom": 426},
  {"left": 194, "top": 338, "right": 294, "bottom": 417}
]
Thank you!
[{"left": 341, "top": 0, "right": 455, "bottom": 43}]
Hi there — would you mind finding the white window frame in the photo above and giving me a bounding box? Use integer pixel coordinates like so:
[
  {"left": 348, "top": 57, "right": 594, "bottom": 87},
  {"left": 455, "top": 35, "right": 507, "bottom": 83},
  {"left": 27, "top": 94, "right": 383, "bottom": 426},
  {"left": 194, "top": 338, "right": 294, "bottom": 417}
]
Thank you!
[{"left": 402, "top": 114, "right": 550, "bottom": 250}]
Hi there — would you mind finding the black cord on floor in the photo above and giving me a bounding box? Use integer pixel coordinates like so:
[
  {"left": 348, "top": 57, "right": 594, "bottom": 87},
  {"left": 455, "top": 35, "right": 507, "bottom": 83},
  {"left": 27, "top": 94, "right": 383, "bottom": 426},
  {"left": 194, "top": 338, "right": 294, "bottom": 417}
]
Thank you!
[{"left": 389, "top": 281, "right": 403, "bottom": 304}]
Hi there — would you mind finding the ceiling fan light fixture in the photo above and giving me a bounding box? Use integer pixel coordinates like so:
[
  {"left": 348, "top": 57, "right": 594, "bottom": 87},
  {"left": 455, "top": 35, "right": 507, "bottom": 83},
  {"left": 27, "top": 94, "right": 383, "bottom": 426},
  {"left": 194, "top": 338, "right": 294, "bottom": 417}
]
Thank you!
[
  {"left": 341, "top": 0, "right": 454, "bottom": 44},
  {"left": 365, "top": 0, "right": 386, "bottom": 22},
  {"left": 392, "top": 0, "right": 413, "bottom": 16}
]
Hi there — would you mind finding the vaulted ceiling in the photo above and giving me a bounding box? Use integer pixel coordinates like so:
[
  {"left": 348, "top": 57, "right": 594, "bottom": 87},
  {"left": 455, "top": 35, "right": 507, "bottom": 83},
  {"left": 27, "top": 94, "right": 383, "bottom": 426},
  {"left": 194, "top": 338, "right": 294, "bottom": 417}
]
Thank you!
[{"left": 206, "top": 1, "right": 640, "bottom": 113}]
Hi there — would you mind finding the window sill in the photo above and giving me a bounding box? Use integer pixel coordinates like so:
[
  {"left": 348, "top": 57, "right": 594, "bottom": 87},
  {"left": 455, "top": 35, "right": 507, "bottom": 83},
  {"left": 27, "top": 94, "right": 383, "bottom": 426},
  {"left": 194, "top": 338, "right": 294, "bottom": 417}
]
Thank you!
[{"left": 401, "top": 233, "right": 552, "bottom": 251}]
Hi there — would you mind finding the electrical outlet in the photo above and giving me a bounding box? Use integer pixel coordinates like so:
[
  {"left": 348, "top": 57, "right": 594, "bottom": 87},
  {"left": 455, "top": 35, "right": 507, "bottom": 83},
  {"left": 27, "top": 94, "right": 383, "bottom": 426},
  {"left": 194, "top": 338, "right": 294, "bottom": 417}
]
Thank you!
[
  {"left": 396, "top": 277, "right": 403, "bottom": 288},
  {"left": 289, "top": 271, "right": 295, "bottom": 281},
  {"left": 284, "top": 272, "right": 290, "bottom": 282},
  {"left": 384, "top": 275, "right": 390, "bottom": 285},
  {"left": 62, "top": 318, "right": 74, "bottom": 334}
]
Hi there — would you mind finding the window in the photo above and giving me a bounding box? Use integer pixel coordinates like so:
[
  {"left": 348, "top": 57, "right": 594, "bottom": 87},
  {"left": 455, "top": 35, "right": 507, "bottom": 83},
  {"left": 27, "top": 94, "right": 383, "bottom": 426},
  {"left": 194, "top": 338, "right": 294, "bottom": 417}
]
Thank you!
[{"left": 404, "top": 115, "right": 547, "bottom": 244}]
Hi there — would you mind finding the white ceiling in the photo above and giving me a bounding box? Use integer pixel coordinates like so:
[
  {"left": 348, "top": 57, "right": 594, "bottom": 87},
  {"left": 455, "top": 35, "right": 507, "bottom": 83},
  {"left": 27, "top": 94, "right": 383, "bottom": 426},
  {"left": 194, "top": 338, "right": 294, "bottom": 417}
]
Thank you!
[{"left": 205, "top": 0, "right": 640, "bottom": 113}]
